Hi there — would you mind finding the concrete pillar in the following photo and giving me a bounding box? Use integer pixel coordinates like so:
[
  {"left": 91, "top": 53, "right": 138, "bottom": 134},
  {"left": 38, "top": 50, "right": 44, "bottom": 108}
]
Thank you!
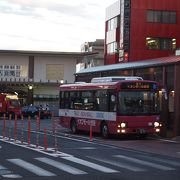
[
  {"left": 173, "top": 62, "right": 180, "bottom": 136},
  {"left": 160, "top": 66, "right": 169, "bottom": 137}
]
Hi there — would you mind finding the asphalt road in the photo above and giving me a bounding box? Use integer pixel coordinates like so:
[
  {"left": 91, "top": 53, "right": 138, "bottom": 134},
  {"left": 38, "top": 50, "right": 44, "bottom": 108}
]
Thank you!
[{"left": 0, "top": 118, "right": 180, "bottom": 180}]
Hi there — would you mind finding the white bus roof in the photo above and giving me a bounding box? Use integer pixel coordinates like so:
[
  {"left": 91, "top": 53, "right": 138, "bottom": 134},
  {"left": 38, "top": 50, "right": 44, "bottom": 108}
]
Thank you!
[{"left": 91, "top": 76, "right": 143, "bottom": 83}]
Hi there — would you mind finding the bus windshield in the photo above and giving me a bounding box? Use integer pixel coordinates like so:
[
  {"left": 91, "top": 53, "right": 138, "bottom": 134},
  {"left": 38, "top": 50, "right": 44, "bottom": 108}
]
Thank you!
[
  {"left": 118, "top": 91, "right": 160, "bottom": 115},
  {"left": 10, "top": 99, "right": 21, "bottom": 107}
]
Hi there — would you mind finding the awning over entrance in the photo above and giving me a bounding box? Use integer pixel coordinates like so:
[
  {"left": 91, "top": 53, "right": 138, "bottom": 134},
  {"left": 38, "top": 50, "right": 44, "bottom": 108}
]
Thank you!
[{"left": 76, "top": 56, "right": 180, "bottom": 74}]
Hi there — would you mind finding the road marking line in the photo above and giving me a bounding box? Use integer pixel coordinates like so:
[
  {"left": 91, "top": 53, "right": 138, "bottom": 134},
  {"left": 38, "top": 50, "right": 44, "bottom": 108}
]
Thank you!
[
  {"left": 36, "top": 157, "right": 87, "bottom": 175},
  {"left": 138, "top": 155, "right": 180, "bottom": 166},
  {"left": 115, "top": 155, "right": 175, "bottom": 171},
  {"left": 0, "top": 169, "right": 12, "bottom": 176},
  {"left": 7, "top": 159, "right": 56, "bottom": 176},
  {"left": 87, "top": 156, "right": 146, "bottom": 172},
  {"left": 2, "top": 174, "right": 22, "bottom": 178},
  {"left": 0, "top": 137, "right": 72, "bottom": 158},
  {"left": 62, "top": 156, "right": 118, "bottom": 173},
  {"left": 0, "top": 165, "right": 7, "bottom": 170},
  {"left": 78, "top": 147, "right": 96, "bottom": 149},
  {"left": 157, "top": 138, "right": 179, "bottom": 143}
]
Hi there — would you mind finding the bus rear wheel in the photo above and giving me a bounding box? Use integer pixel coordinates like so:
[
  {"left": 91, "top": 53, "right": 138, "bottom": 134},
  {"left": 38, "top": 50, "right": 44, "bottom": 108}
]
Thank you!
[
  {"left": 101, "top": 123, "right": 109, "bottom": 138},
  {"left": 71, "top": 119, "right": 77, "bottom": 134}
]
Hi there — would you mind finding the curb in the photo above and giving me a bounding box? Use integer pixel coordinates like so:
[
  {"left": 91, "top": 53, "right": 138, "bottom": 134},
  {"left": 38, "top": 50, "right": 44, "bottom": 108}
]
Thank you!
[{"left": 149, "top": 134, "right": 180, "bottom": 144}]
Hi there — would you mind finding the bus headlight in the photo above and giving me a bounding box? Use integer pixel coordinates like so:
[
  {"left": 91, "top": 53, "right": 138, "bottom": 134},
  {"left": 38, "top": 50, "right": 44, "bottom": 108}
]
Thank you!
[
  {"left": 154, "top": 122, "right": 160, "bottom": 127},
  {"left": 118, "top": 122, "right": 127, "bottom": 128},
  {"left": 120, "top": 122, "right": 127, "bottom": 128}
]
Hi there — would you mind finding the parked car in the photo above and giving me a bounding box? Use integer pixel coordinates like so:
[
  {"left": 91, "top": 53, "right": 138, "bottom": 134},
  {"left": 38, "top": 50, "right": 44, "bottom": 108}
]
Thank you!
[
  {"left": 22, "top": 105, "right": 44, "bottom": 119},
  {"left": 40, "top": 105, "right": 52, "bottom": 118}
]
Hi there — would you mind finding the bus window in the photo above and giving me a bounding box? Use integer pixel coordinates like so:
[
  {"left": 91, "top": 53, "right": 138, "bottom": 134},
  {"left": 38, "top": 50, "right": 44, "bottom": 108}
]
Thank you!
[
  {"left": 118, "top": 91, "right": 160, "bottom": 115},
  {"left": 81, "top": 91, "right": 96, "bottom": 110},
  {"left": 59, "top": 91, "right": 65, "bottom": 108},
  {"left": 60, "top": 91, "right": 70, "bottom": 109},
  {"left": 10, "top": 99, "right": 20, "bottom": 107},
  {"left": 109, "top": 94, "right": 116, "bottom": 112},
  {"left": 95, "top": 90, "right": 108, "bottom": 111},
  {"left": 69, "top": 91, "right": 82, "bottom": 109}
]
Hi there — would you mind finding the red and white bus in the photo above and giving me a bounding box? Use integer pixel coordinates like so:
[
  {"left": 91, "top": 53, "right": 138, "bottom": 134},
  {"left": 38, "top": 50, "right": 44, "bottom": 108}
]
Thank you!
[{"left": 59, "top": 76, "right": 161, "bottom": 138}]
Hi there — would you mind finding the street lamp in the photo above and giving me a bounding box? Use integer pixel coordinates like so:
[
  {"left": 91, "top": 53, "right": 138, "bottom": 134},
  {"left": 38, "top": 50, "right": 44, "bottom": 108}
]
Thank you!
[
  {"left": 27, "top": 84, "right": 33, "bottom": 105},
  {"left": 60, "top": 79, "right": 64, "bottom": 84},
  {"left": 28, "top": 85, "right": 33, "bottom": 90}
]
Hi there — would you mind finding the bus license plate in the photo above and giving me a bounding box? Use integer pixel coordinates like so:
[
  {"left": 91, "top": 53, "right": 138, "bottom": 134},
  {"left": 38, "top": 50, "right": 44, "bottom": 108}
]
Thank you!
[{"left": 137, "top": 128, "right": 146, "bottom": 134}]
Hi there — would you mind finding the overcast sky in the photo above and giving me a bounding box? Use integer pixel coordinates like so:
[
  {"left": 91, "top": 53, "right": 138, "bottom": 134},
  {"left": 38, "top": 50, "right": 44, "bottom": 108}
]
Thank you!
[{"left": 0, "top": 0, "right": 116, "bottom": 52}]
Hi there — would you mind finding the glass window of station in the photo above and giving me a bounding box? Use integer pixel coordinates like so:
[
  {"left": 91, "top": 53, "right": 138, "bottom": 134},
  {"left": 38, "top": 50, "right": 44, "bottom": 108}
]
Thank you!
[
  {"left": 0, "top": 65, "right": 21, "bottom": 77},
  {"left": 107, "top": 42, "right": 119, "bottom": 54},
  {"left": 147, "top": 10, "right": 176, "bottom": 24},
  {"left": 107, "top": 16, "right": 120, "bottom": 31},
  {"left": 146, "top": 37, "right": 176, "bottom": 50}
]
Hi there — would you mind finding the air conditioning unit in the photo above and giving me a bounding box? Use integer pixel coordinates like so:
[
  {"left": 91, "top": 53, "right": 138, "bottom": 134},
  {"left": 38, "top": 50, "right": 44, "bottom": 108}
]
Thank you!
[{"left": 91, "top": 76, "right": 143, "bottom": 83}]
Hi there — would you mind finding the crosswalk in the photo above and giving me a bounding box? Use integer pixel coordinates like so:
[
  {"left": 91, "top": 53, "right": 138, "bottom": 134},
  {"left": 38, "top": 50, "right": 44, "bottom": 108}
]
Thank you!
[
  {"left": 35, "top": 157, "right": 87, "bottom": 175},
  {"left": 1, "top": 153, "right": 180, "bottom": 178}
]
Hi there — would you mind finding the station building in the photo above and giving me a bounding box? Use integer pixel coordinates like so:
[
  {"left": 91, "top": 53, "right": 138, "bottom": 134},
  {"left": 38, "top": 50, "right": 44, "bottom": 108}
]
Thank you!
[{"left": 0, "top": 50, "right": 93, "bottom": 114}]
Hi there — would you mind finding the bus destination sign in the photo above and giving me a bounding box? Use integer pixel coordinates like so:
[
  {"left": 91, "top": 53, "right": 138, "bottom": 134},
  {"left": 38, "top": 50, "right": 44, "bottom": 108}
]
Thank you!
[{"left": 121, "top": 82, "right": 157, "bottom": 90}]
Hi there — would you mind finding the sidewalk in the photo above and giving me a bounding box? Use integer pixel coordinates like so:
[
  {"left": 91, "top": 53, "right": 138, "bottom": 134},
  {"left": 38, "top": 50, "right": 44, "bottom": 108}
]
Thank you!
[
  {"left": 158, "top": 136, "right": 180, "bottom": 144},
  {"left": 171, "top": 136, "right": 180, "bottom": 143},
  {"left": 149, "top": 134, "right": 180, "bottom": 143}
]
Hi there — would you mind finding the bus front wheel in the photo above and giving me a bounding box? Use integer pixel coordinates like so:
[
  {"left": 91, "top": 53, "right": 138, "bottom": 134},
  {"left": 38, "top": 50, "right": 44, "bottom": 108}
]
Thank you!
[
  {"left": 101, "top": 123, "right": 109, "bottom": 138},
  {"left": 71, "top": 119, "right": 77, "bottom": 134}
]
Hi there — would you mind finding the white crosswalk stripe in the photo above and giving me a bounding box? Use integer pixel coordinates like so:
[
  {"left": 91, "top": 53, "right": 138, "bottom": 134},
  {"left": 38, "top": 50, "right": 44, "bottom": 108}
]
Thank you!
[
  {"left": 0, "top": 165, "right": 7, "bottom": 170},
  {"left": 7, "top": 159, "right": 56, "bottom": 176},
  {"left": 115, "top": 155, "right": 175, "bottom": 171},
  {"left": 36, "top": 157, "right": 87, "bottom": 175},
  {"left": 2, "top": 174, "right": 22, "bottom": 178},
  {"left": 87, "top": 156, "right": 146, "bottom": 172},
  {"left": 0, "top": 164, "right": 21, "bottom": 178},
  {"left": 61, "top": 156, "right": 119, "bottom": 173},
  {"left": 137, "top": 155, "right": 180, "bottom": 167}
]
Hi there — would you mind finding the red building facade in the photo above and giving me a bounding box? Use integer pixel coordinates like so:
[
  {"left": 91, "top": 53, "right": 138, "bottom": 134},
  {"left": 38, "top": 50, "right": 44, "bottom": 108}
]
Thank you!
[{"left": 105, "top": 0, "right": 180, "bottom": 65}]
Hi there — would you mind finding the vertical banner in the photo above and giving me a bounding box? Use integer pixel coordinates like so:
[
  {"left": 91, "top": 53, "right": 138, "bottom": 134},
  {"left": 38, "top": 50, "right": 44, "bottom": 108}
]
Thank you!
[{"left": 119, "top": 0, "right": 125, "bottom": 62}]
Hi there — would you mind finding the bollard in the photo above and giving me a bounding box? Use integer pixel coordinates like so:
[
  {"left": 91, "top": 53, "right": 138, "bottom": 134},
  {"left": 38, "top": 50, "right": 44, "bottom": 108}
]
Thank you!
[
  {"left": 36, "top": 116, "right": 40, "bottom": 148},
  {"left": 8, "top": 114, "right": 12, "bottom": 141},
  {"left": 52, "top": 113, "right": 58, "bottom": 152},
  {"left": 38, "top": 111, "right": 41, "bottom": 120},
  {"left": 14, "top": 114, "right": 17, "bottom": 143},
  {"left": 3, "top": 114, "right": 6, "bottom": 139},
  {"left": 44, "top": 128, "right": 48, "bottom": 151},
  {"left": 27, "top": 116, "right": 31, "bottom": 146},
  {"left": 21, "top": 115, "right": 24, "bottom": 144},
  {"left": 54, "top": 119, "right": 58, "bottom": 152},
  {"left": 89, "top": 121, "right": 93, "bottom": 142}
]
